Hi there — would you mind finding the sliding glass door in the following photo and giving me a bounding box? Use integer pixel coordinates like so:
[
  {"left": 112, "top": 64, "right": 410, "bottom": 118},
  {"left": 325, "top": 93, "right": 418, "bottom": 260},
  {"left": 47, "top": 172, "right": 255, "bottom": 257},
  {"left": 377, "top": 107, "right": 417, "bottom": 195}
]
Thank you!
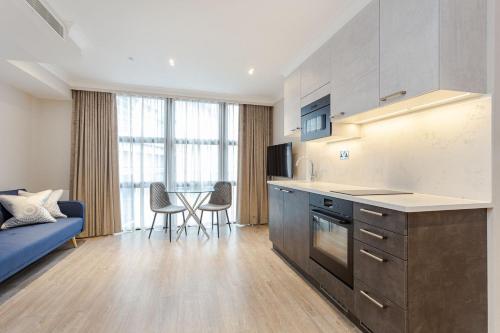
[{"left": 117, "top": 95, "right": 238, "bottom": 231}]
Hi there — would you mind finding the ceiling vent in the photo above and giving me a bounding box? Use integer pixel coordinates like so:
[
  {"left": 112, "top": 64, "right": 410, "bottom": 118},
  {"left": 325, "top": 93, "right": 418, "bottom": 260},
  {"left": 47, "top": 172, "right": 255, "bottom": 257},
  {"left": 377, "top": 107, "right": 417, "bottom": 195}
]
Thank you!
[{"left": 25, "top": 0, "right": 65, "bottom": 38}]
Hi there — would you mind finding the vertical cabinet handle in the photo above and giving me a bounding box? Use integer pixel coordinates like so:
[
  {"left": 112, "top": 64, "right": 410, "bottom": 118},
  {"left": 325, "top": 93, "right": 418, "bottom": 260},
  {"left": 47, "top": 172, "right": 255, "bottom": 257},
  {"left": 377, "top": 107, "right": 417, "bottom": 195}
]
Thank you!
[
  {"left": 380, "top": 90, "right": 407, "bottom": 102},
  {"left": 360, "top": 208, "right": 385, "bottom": 217},
  {"left": 359, "top": 228, "right": 386, "bottom": 240},
  {"left": 360, "top": 290, "right": 386, "bottom": 309}
]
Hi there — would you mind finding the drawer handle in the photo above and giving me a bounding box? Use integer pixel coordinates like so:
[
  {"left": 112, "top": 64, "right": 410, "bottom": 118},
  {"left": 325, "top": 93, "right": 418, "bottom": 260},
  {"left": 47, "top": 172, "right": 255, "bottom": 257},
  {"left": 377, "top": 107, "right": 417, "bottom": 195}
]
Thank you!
[
  {"left": 360, "top": 249, "right": 386, "bottom": 263},
  {"left": 360, "top": 290, "right": 386, "bottom": 309},
  {"left": 281, "top": 189, "right": 292, "bottom": 193},
  {"left": 360, "top": 208, "right": 385, "bottom": 217},
  {"left": 273, "top": 187, "right": 281, "bottom": 191},
  {"left": 359, "top": 228, "right": 386, "bottom": 240},
  {"left": 380, "top": 90, "right": 407, "bottom": 102}
]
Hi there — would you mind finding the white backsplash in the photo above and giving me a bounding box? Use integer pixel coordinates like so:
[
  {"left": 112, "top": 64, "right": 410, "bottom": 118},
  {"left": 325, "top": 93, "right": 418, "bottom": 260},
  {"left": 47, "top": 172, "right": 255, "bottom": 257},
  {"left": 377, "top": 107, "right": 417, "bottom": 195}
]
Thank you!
[{"left": 273, "top": 96, "right": 492, "bottom": 201}]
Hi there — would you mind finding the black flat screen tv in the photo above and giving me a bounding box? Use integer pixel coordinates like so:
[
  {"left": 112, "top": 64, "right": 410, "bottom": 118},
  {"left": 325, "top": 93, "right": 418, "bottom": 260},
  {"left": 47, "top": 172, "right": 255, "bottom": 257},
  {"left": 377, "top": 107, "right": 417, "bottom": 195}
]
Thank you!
[{"left": 267, "top": 143, "right": 293, "bottom": 178}]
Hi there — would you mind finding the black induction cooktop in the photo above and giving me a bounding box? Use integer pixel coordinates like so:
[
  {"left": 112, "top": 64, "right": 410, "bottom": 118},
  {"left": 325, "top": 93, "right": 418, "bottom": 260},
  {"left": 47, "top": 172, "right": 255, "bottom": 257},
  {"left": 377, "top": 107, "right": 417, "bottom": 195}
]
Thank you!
[{"left": 330, "top": 189, "right": 412, "bottom": 196}]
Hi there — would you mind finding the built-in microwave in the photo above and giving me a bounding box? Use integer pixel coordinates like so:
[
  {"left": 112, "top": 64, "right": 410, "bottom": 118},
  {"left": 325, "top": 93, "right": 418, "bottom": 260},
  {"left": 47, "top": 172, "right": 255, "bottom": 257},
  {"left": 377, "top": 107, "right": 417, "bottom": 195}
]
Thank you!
[{"left": 301, "top": 94, "right": 331, "bottom": 141}]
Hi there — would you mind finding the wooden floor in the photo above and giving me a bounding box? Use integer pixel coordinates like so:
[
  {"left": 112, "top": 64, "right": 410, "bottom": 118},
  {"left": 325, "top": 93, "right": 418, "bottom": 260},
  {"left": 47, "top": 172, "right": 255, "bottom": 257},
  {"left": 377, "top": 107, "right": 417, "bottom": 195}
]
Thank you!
[{"left": 0, "top": 225, "right": 360, "bottom": 333}]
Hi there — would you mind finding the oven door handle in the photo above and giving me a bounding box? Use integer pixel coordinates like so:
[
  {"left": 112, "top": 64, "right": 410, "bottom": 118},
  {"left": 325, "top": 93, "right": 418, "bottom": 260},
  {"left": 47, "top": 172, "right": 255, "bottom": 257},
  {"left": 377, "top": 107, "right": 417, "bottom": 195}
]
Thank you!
[{"left": 311, "top": 209, "right": 350, "bottom": 225}]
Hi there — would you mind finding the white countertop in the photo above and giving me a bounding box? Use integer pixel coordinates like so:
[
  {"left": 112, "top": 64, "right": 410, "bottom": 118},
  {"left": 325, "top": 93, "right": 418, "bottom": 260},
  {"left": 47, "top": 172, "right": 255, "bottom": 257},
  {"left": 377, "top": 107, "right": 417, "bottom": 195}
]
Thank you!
[{"left": 267, "top": 180, "right": 492, "bottom": 213}]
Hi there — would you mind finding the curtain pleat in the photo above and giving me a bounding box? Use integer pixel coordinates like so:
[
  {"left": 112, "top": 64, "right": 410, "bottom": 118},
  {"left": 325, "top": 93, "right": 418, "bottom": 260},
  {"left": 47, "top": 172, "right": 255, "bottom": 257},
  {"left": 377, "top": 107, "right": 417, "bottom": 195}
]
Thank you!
[
  {"left": 70, "top": 90, "right": 121, "bottom": 237},
  {"left": 237, "top": 104, "right": 272, "bottom": 225}
]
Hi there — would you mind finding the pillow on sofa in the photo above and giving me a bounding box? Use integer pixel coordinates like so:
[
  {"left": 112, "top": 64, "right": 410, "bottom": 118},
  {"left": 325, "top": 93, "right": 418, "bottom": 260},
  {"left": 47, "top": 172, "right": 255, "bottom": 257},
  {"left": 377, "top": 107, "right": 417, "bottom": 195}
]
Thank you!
[
  {"left": 19, "top": 190, "right": 67, "bottom": 218},
  {"left": 0, "top": 190, "right": 56, "bottom": 229}
]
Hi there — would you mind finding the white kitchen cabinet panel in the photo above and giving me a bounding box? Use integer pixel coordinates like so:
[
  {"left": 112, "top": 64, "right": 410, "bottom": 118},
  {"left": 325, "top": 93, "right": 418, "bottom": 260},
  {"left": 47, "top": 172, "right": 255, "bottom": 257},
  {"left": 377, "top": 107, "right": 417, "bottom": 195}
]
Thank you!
[
  {"left": 283, "top": 69, "right": 301, "bottom": 137},
  {"left": 379, "top": 0, "right": 439, "bottom": 105},
  {"left": 331, "top": 0, "right": 379, "bottom": 119},
  {"left": 379, "top": 0, "right": 486, "bottom": 107},
  {"left": 300, "top": 41, "right": 331, "bottom": 98}
]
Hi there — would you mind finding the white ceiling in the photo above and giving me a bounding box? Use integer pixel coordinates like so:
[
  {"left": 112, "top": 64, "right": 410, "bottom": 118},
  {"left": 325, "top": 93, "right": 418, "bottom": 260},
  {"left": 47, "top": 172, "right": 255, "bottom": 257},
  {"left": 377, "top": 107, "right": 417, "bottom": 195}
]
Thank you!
[{"left": 0, "top": 0, "right": 370, "bottom": 104}]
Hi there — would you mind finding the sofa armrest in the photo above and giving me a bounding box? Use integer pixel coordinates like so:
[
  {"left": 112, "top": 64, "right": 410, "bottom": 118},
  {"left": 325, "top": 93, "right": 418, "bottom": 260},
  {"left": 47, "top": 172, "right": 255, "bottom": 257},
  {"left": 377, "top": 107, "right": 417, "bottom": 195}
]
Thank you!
[{"left": 58, "top": 201, "right": 85, "bottom": 219}]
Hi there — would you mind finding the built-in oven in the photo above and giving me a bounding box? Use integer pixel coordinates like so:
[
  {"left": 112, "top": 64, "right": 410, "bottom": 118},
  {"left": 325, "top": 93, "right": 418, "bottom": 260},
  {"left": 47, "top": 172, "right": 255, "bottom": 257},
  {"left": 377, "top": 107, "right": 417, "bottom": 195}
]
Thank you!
[
  {"left": 301, "top": 94, "right": 331, "bottom": 141},
  {"left": 309, "top": 194, "right": 353, "bottom": 288}
]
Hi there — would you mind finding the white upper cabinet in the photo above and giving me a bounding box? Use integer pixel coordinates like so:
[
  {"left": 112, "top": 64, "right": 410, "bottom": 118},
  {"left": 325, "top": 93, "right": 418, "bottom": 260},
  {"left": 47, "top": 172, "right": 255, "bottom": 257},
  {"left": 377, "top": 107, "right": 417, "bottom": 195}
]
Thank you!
[
  {"left": 379, "top": 0, "right": 486, "bottom": 106},
  {"left": 283, "top": 69, "right": 301, "bottom": 137},
  {"left": 330, "top": 0, "right": 379, "bottom": 119},
  {"left": 300, "top": 41, "right": 331, "bottom": 98},
  {"left": 379, "top": 0, "right": 439, "bottom": 105},
  {"left": 282, "top": 0, "right": 486, "bottom": 130}
]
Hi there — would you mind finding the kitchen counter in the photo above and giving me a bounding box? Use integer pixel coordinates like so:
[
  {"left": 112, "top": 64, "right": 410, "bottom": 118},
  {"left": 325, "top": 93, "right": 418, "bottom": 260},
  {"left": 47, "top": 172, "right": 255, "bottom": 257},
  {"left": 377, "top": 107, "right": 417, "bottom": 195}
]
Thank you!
[{"left": 267, "top": 180, "right": 491, "bottom": 213}]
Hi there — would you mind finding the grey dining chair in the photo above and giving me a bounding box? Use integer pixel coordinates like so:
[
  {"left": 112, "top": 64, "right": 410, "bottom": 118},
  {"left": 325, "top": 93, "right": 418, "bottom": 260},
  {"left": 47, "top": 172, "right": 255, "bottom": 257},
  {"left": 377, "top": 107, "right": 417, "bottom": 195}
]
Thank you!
[
  {"left": 198, "top": 181, "right": 232, "bottom": 238},
  {"left": 149, "top": 182, "right": 187, "bottom": 242}
]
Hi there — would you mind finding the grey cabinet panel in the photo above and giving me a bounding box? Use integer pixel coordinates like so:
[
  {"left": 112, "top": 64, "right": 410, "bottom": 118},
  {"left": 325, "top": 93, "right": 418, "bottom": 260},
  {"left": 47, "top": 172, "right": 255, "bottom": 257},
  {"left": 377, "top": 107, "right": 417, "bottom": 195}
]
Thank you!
[
  {"left": 283, "top": 189, "right": 309, "bottom": 273},
  {"left": 331, "top": 0, "right": 379, "bottom": 118},
  {"left": 283, "top": 69, "right": 301, "bottom": 136},
  {"left": 354, "top": 203, "right": 407, "bottom": 235},
  {"left": 380, "top": 0, "right": 439, "bottom": 104},
  {"left": 309, "top": 258, "right": 355, "bottom": 314},
  {"left": 406, "top": 210, "right": 487, "bottom": 333},
  {"left": 355, "top": 280, "right": 407, "bottom": 333},
  {"left": 354, "top": 241, "right": 406, "bottom": 308},
  {"left": 354, "top": 221, "right": 407, "bottom": 259},
  {"left": 268, "top": 186, "right": 284, "bottom": 251}
]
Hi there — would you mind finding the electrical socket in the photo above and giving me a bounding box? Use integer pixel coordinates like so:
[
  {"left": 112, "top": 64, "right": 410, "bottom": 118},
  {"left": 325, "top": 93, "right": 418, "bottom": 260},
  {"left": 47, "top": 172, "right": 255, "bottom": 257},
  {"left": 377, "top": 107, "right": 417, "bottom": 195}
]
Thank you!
[{"left": 340, "top": 150, "right": 349, "bottom": 160}]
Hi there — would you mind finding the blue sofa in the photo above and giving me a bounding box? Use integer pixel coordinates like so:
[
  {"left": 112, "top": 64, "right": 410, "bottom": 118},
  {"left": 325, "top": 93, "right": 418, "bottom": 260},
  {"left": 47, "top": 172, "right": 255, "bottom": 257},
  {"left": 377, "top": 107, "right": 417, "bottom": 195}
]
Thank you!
[{"left": 0, "top": 189, "right": 85, "bottom": 283}]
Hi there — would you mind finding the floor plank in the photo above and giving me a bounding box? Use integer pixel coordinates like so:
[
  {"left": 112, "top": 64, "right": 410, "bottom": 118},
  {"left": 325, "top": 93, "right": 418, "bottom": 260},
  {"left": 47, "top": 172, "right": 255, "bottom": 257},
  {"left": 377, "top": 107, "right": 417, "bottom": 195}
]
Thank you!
[{"left": 0, "top": 225, "right": 360, "bottom": 333}]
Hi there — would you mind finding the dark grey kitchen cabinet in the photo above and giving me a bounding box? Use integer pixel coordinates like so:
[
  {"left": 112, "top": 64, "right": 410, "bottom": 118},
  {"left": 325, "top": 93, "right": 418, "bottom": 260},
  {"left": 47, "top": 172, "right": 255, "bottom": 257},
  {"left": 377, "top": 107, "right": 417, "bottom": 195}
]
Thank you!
[
  {"left": 353, "top": 203, "right": 487, "bottom": 333},
  {"left": 268, "top": 185, "right": 285, "bottom": 251},
  {"left": 268, "top": 185, "right": 310, "bottom": 274},
  {"left": 283, "top": 189, "right": 310, "bottom": 273}
]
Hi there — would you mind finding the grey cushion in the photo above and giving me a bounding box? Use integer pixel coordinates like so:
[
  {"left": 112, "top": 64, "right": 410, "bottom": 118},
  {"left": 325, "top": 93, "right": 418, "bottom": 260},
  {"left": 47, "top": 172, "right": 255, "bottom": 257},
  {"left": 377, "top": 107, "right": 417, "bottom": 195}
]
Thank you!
[
  {"left": 154, "top": 205, "right": 186, "bottom": 214},
  {"left": 199, "top": 203, "right": 231, "bottom": 211}
]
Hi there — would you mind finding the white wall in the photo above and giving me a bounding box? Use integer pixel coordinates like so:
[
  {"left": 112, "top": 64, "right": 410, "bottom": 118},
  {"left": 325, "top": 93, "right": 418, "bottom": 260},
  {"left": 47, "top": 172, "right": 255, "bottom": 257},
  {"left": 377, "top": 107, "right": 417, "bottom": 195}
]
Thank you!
[
  {"left": 273, "top": 96, "right": 492, "bottom": 201},
  {"left": 0, "top": 83, "right": 37, "bottom": 190},
  {"left": 30, "top": 99, "right": 72, "bottom": 195},
  {"left": 0, "top": 83, "right": 72, "bottom": 195}
]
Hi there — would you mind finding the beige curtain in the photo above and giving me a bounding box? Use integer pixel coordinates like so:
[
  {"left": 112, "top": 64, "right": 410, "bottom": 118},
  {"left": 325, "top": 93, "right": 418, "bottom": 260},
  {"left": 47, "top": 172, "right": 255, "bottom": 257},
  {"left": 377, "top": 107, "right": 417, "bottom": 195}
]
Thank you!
[
  {"left": 70, "top": 90, "right": 121, "bottom": 237},
  {"left": 237, "top": 104, "right": 272, "bottom": 225}
]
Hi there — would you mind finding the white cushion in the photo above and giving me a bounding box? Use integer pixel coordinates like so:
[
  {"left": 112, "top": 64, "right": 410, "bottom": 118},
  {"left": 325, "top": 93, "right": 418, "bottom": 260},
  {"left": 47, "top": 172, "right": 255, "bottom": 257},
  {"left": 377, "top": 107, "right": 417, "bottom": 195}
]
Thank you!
[
  {"left": 0, "top": 190, "right": 56, "bottom": 229},
  {"left": 19, "top": 189, "right": 67, "bottom": 218}
]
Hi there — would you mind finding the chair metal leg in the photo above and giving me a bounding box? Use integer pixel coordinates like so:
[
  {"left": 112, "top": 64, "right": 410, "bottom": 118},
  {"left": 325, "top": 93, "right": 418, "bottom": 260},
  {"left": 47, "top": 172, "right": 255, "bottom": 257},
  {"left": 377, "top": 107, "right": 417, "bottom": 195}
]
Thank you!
[
  {"left": 169, "top": 215, "right": 172, "bottom": 242},
  {"left": 216, "top": 211, "right": 220, "bottom": 238},
  {"left": 198, "top": 211, "right": 204, "bottom": 235},
  {"left": 182, "top": 211, "right": 187, "bottom": 236},
  {"left": 149, "top": 213, "right": 158, "bottom": 239},
  {"left": 225, "top": 209, "right": 232, "bottom": 232},
  {"left": 212, "top": 211, "right": 214, "bottom": 229}
]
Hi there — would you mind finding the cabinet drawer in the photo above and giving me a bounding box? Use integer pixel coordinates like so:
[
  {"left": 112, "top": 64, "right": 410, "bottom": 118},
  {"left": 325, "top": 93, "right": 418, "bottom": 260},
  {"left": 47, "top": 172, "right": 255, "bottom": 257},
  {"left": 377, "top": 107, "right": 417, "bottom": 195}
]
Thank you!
[
  {"left": 354, "top": 221, "right": 407, "bottom": 259},
  {"left": 354, "top": 203, "right": 407, "bottom": 235},
  {"left": 309, "top": 259, "right": 355, "bottom": 314},
  {"left": 355, "top": 280, "right": 406, "bottom": 333},
  {"left": 354, "top": 241, "right": 406, "bottom": 308}
]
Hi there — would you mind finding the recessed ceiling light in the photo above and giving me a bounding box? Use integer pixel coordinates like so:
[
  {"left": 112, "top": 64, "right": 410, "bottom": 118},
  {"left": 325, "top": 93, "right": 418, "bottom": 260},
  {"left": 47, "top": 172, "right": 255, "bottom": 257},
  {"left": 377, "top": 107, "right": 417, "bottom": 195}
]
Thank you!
[
  {"left": 169, "top": 58, "right": 175, "bottom": 67},
  {"left": 248, "top": 68, "right": 255, "bottom": 75}
]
